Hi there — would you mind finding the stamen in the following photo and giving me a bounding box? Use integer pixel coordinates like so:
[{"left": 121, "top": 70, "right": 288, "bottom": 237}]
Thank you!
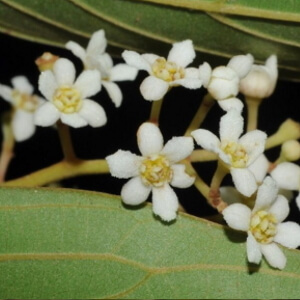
[
  {"left": 140, "top": 154, "right": 173, "bottom": 187},
  {"left": 221, "top": 141, "right": 248, "bottom": 168},
  {"left": 250, "top": 210, "right": 277, "bottom": 244},
  {"left": 11, "top": 90, "right": 39, "bottom": 112},
  {"left": 53, "top": 85, "right": 82, "bottom": 114},
  {"left": 152, "top": 58, "right": 185, "bottom": 82}
]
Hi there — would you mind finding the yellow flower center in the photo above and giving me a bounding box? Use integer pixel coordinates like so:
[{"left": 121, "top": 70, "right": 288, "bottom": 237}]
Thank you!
[
  {"left": 11, "top": 90, "right": 39, "bottom": 112},
  {"left": 152, "top": 58, "right": 185, "bottom": 82},
  {"left": 53, "top": 85, "right": 82, "bottom": 114},
  {"left": 140, "top": 154, "right": 173, "bottom": 187},
  {"left": 221, "top": 141, "right": 248, "bottom": 168},
  {"left": 250, "top": 210, "right": 277, "bottom": 244}
]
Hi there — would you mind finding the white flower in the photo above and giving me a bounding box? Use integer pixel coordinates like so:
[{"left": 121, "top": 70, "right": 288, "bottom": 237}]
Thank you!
[
  {"left": 199, "top": 54, "right": 253, "bottom": 102},
  {"left": 240, "top": 55, "right": 278, "bottom": 99},
  {"left": 106, "top": 122, "right": 195, "bottom": 221},
  {"left": 122, "top": 40, "right": 202, "bottom": 101},
  {"left": 35, "top": 58, "right": 106, "bottom": 128},
  {"left": 191, "top": 109, "right": 267, "bottom": 197},
  {"left": 66, "top": 29, "right": 138, "bottom": 107},
  {"left": 0, "top": 76, "right": 45, "bottom": 141},
  {"left": 223, "top": 176, "right": 300, "bottom": 270},
  {"left": 270, "top": 162, "right": 300, "bottom": 210}
]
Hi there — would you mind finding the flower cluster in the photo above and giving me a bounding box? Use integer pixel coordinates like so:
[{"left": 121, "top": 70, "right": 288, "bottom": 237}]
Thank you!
[{"left": 1, "top": 28, "right": 300, "bottom": 271}]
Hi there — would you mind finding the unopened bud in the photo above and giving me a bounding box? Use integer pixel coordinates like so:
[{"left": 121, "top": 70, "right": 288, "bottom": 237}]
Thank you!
[
  {"left": 35, "top": 52, "right": 59, "bottom": 71},
  {"left": 207, "top": 66, "right": 239, "bottom": 100},
  {"left": 240, "top": 55, "right": 278, "bottom": 99},
  {"left": 280, "top": 140, "right": 300, "bottom": 162}
]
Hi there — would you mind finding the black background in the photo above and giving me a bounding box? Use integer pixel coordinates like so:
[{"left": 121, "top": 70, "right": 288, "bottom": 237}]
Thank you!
[{"left": 0, "top": 32, "right": 300, "bottom": 221}]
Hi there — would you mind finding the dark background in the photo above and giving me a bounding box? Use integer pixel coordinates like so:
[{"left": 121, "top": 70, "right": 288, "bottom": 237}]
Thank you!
[{"left": 0, "top": 32, "right": 300, "bottom": 220}]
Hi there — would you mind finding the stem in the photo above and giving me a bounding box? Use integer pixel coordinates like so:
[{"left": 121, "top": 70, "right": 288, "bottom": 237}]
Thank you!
[
  {"left": 185, "top": 93, "right": 215, "bottom": 137},
  {"left": 149, "top": 99, "right": 163, "bottom": 124},
  {"left": 183, "top": 160, "right": 210, "bottom": 199},
  {"left": 266, "top": 119, "right": 300, "bottom": 150},
  {"left": 0, "top": 111, "right": 15, "bottom": 182},
  {"left": 56, "top": 121, "right": 77, "bottom": 161},
  {"left": 190, "top": 149, "right": 217, "bottom": 162},
  {"left": 1, "top": 159, "right": 109, "bottom": 187},
  {"left": 208, "top": 161, "right": 229, "bottom": 213},
  {"left": 210, "top": 161, "right": 229, "bottom": 190},
  {"left": 245, "top": 96, "right": 261, "bottom": 131}
]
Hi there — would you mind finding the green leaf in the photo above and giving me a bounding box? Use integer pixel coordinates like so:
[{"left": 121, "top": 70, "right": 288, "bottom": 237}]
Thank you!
[
  {"left": 1, "top": 187, "right": 300, "bottom": 298},
  {"left": 1, "top": 0, "right": 300, "bottom": 79}
]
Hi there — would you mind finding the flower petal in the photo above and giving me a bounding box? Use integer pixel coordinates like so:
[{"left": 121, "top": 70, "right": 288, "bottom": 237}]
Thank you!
[
  {"left": 12, "top": 110, "right": 35, "bottom": 142},
  {"left": 191, "top": 129, "right": 220, "bottom": 153},
  {"left": 231, "top": 167, "right": 257, "bottom": 197},
  {"left": 122, "top": 50, "right": 151, "bottom": 72},
  {"left": 61, "top": 113, "right": 88, "bottom": 128},
  {"left": 121, "top": 176, "right": 151, "bottom": 205},
  {"left": 223, "top": 203, "right": 251, "bottom": 231},
  {"left": 78, "top": 99, "right": 107, "bottom": 128},
  {"left": 86, "top": 29, "right": 106, "bottom": 56},
  {"left": 152, "top": 184, "right": 178, "bottom": 222},
  {"left": 171, "top": 78, "right": 202, "bottom": 89},
  {"left": 265, "top": 55, "right": 278, "bottom": 83},
  {"left": 219, "top": 109, "right": 244, "bottom": 142},
  {"left": 106, "top": 149, "right": 141, "bottom": 179},
  {"left": 239, "top": 130, "right": 267, "bottom": 166},
  {"left": 74, "top": 69, "right": 101, "bottom": 99},
  {"left": 296, "top": 192, "right": 300, "bottom": 210},
  {"left": 218, "top": 97, "right": 244, "bottom": 113},
  {"left": 161, "top": 136, "right": 194, "bottom": 163},
  {"left": 110, "top": 63, "right": 138, "bottom": 82},
  {"left": 260, "top": 243, "right": 286, "bottom": 270},
  {"left": 137, "top": 122, "right": 164, "bottom": 156},
  {"left": 65, "top": 41, "right": 87, "bottom": 63},
  {"left": 0, "top": 84, "right": 13, "bottom": 103},
  {"left": 253, "top": 176, "right": 278, "bottom": 212},
  {"left": 167, "top": 40, "right": 195, "bottom": 68},
  {"left": 274, "top": 222, "right": 300, "bottom": 249},
  {"left": 141, "top": 53, "right": 160, "bottom": 65},
  {"left": 140, "top": 76, "right": 169, "bottom": 101},
  {"left": 38, "top": 70, "right": 58, "bottom": 101},
  {"left": 198, "top": 62, "right": 212, "bottom": 88},
  {"left": 53, "top": 58, "right": 76, "bottom": 86},
  {"left": 34, "top": 102, "right": 60, "bottom": 127},
  {"left": 270, "top": 162, "right": 300, "bottom": 190},
  {"left": 246, "top": 232, "right": 262, "bottom": 264},
  {"left": 170, "top": 164, "right": 195, "bottom": 188},
  {"left": 248, "top": 154, "right": 269, "bottom": 183},
  {"left": 227, "top": 54, "right": 254, "bottom": 78},
  {"left": 12, "top": 76, "right": 33, "bottom": 94},
  {"left": 102, "top": 81, "right": 122, "bottom": 107},
  {"left": 268, "top": 195, "right": 289, "bottom": 223}
]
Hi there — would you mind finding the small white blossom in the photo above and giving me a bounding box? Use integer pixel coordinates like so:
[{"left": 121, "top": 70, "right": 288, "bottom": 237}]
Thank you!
[
  {"left": 0, "top": 76, "right": 45, "bottom": 141},
  {"left": 270, "top": 162, "right": 300, "bottom": 210},
  {"left": 122, "top": 40, "right": 202, "bottom": 101},
  {"left": 223, "top": 176, "right": 300, "bottom": 270},
  {"left": 240, "top": 55, "right": 278, "bottom": 99},
  {"left": 35, "top": 58, "right": 106, "bottom": 128},
  {"left": 192, "top": 109, "right": 267, "bottom": 197},
  {"left": 106, "top": 122, "right": 195, "bottom": 221},
  {"left": 66, "top": 29, "right": 138, "bottom": 107},
  {"left": 198, "top": 54, "right": 253, "bottom": 111}
]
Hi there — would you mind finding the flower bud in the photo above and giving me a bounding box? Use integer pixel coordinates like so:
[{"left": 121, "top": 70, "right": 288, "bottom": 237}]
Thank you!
[
  {"left": 207, "top": 66, "right": 239, "bottom": 100},
  {"left": 35, "top": 52, "right": 59, "bottom": 71},
  {"left": 280, "top": 140, "right": 300, "bottom": 162},
  {"left": 240, "top": 55, "right": 278, "bottom": 99}
]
